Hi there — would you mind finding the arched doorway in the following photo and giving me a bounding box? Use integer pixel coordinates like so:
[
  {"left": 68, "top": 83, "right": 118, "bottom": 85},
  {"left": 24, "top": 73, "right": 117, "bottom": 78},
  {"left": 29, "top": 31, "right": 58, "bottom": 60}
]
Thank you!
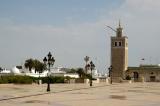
[
  {"left": 133, "top": 72, "right": 139, "bottom": 81},
  {"left": 150, "top": 76, "right": 156, "bottom": 82}
]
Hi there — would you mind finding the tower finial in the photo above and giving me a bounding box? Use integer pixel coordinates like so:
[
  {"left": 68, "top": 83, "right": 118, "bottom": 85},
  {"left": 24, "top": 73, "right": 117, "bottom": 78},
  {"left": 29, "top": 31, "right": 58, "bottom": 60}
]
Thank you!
[
  {"left": 119, "top": 19, "right": 121, "bottom": 28},
  {"left": 116, "top": 20, "right": 123, "bottom": 37}
]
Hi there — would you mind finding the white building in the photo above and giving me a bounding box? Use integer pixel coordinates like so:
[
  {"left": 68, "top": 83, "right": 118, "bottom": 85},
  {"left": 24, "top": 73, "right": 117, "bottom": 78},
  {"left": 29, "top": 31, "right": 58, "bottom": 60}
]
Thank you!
[
  {"left": 0, "top": 66, "right": 79, "bottom": 78},
  {"left": 0, "top": 68, "right": 11, "bottom": 74}
]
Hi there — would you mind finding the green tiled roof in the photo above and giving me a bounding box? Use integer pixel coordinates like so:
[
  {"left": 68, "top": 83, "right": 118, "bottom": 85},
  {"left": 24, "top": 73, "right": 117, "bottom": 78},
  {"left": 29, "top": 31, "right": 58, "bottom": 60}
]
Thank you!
[{"left": 128, "top": 65, "right": 160, "bottom": 71}]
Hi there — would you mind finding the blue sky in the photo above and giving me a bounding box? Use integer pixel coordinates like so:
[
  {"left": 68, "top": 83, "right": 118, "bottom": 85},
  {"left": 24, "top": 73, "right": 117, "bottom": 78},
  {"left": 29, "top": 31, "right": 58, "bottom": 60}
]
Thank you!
[
  {"left": 0, "top": 0, "right": 123, "bottom": 25},
  {"left": 0, "top": 0, "right": 160, "bottom": 73}
]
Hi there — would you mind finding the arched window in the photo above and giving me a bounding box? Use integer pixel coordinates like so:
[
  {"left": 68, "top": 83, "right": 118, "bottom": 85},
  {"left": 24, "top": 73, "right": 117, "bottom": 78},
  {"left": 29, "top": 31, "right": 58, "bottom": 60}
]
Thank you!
[
  {"left": 114, "top": 42, "right": 117, "bottom": 46},
  {"left": 119, "top": 42, "right": 122, "bottom": 46}
]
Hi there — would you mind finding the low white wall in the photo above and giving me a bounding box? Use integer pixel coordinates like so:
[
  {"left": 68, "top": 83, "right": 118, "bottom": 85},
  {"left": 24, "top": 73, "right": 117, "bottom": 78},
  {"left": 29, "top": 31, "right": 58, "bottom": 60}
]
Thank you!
[{"left": 64, "top": 74, "right": 79, "bottom": 78}]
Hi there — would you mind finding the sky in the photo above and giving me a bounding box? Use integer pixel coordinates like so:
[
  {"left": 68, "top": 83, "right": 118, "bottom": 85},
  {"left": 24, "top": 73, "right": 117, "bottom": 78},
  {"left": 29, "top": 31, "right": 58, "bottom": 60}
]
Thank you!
[{"left": 0, "top": 0, "right": 160, "bottom": 73}]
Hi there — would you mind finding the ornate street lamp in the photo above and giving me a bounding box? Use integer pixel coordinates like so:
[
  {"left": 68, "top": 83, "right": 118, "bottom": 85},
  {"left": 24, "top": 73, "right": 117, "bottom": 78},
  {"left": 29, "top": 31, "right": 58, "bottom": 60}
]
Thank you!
[
  {"left": 108, "top": 65, "right": 113, "bottom": 84},
  {"left": 88, "top": 61, "right": 95, "bottom": 87},
  {"left": 43, "top": 52, "right": 55, "bottom": 92}
]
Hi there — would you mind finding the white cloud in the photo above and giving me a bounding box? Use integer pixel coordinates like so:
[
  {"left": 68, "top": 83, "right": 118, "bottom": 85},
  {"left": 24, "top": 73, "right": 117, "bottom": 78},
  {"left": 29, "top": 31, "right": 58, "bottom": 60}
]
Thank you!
[
  {"left": 125, "top": 0, "right": 160, "bottom": 11},
  {"left": 0, "top": 18, "right": 108, "bottom": 70}
]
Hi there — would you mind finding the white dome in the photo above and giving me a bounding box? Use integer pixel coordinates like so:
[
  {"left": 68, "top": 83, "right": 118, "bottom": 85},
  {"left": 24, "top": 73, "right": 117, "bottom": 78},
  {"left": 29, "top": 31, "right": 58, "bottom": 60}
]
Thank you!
[{"left": 11, "top": 66, "right": 20, "bottom": 74}]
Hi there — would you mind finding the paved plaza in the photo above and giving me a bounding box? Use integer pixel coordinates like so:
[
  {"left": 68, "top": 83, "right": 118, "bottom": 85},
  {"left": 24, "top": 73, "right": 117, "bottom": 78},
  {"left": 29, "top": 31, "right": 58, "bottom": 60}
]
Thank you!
[{"left": 0, "top": 83, "right": 160, "bottom": 106}]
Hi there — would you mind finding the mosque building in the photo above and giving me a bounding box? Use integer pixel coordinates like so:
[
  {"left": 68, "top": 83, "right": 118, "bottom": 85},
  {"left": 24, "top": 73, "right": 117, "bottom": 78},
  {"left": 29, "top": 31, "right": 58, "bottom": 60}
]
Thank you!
[{"left": 110, "top": 22, "right": 160, "bottom": 82}]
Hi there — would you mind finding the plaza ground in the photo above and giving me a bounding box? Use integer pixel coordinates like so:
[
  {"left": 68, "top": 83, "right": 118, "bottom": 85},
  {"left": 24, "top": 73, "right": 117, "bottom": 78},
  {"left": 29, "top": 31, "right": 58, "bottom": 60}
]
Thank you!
[{"left": 0, "top": 82, "right": 160, "bottom": 106}]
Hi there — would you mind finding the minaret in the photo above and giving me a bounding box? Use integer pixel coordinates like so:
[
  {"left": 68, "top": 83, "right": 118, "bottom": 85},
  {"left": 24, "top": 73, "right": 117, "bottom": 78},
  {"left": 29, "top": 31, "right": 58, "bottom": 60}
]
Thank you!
[{"left": 110, "top": 21, "right": 128, "bottom": 82}]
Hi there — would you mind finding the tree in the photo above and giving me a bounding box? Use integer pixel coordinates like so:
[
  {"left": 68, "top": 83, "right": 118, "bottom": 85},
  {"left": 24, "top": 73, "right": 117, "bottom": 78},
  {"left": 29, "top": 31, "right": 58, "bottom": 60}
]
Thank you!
[
  {"left": 24, "top": 58, "right": 46, "bottom": 73},
  {"left": 67, "top": 68, "right": 77, "bottom": 73},
  {"left": 0, "top": 67, "right": 2, "bottom": 73},
  {"left": 24, "top": 58, "right": 34, "bottom": 72},
  {"left": 76, "top": 68, "right": 85, "bottom": 78},
  {"left": 84, "top": 56, "right": 89, "bottom": 64},
  {"left": 34, "top": 59, "right": 46, "bottom": 74},
  {"left": 84, "top": 56, "right": 90, "bottom": 73}
]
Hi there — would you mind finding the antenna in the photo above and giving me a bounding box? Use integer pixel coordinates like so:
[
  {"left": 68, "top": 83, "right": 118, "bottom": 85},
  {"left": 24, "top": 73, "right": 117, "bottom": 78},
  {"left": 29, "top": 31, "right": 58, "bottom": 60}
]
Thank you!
[
  {"left": 119, "top": 19, "right": 121, "bottom": 27},
  {"left": 106, "top": 25, "right": 117, "bottom": 33}
]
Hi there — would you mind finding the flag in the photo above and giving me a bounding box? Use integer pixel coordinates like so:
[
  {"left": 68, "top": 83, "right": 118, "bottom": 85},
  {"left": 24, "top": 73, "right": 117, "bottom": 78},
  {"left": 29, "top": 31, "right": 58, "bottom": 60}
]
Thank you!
[{"left": 141, "top": 58, "right": 145, "bottom": 60}]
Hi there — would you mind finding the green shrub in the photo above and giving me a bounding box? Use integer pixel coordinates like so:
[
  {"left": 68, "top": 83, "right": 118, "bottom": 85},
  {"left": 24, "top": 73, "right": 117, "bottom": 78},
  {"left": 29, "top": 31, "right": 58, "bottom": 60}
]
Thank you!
[
  {"left": 0, "top": 75, "right": 33, "bottom": 84},
  {"left": 0, "top": 76, "right": 11, "bottom": 84},
  {"left": 0, "top": 75, "right": 68, "bottom": 84},
  {"left": 41, "top": 76, "right": 65, "bottom": 83},
  {"left": 0, "top": 77, "right": 7, "bottom": 84},
  {"left": 126, "top": 75, "right": 131, "bottom": 80}
]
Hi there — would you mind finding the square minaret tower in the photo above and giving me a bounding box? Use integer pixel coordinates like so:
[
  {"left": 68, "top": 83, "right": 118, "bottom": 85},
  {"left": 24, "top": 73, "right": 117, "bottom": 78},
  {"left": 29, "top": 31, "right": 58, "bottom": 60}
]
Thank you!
[{"left": 111, "top": 22, "right": 128, "bottom": 82}]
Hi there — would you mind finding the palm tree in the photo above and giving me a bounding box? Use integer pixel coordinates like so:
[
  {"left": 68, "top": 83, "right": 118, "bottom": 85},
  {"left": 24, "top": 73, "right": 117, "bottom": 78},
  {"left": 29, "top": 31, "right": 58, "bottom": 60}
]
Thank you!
[
  {"left": 33, "top": 59, "right": 40, "bottom": 73},
  {"left": 84, "top": 56, "right": 89, "bottom": 65},
  {"left": 24, "top": 58, "right": 34, "bottom": 72},
  {"left": 84, "top": 56, "right": 89, "bottom": 73},
  {"left": 76, "top": 68, "right": 85, "bottom": 78},
  {"left": 34, "top": 59, "right": 46, "bottom": 74}
]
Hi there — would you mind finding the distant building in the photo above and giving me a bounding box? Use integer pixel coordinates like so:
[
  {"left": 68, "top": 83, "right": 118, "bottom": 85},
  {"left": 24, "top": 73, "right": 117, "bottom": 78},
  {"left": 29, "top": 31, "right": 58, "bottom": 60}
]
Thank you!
[
  {"left": 0, "top": 68, "right": 11, "bottom": 74},
  {"left": 127, "top": 65, "right": 160, "bottom": 82},
  {"left": 0, "top": 66, "right": 79, "bottom": 78}
]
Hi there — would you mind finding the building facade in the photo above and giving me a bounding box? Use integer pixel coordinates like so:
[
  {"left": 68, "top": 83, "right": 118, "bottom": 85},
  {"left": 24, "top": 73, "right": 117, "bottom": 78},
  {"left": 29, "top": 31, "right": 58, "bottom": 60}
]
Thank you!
[{"left": 127, "top": 65, "right": 160, "bottom": 82}]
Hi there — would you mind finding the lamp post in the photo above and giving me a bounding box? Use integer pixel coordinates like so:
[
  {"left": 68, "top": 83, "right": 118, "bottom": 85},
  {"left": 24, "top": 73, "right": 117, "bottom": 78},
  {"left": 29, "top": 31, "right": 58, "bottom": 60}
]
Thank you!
[
  {"left": 89, "top": 61, "right": 95, "bottom": 86},
  {"left": 43, "top": 52, "right": 55, "bottom": 92},
  {"left": 108, "top": 65, "right": 113, "bottom": 84}
]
